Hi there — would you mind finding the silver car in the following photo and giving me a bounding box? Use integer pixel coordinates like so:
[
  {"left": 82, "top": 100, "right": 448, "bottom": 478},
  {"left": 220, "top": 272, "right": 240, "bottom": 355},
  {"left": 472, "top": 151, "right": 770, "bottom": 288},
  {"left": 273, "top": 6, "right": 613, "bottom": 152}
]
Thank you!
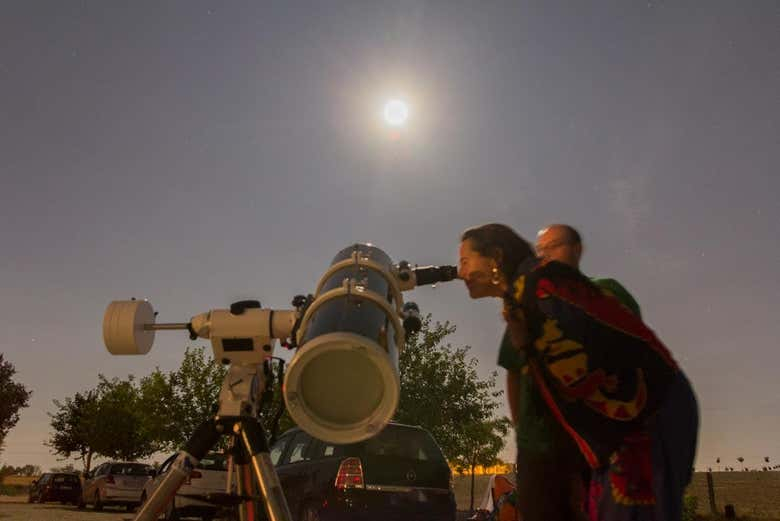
[
  {"left": 81, "top": 461, "right": 154, "bottom": 512},
  {"left": 141, "top": 452, "right": 229, "bottom": 521}
]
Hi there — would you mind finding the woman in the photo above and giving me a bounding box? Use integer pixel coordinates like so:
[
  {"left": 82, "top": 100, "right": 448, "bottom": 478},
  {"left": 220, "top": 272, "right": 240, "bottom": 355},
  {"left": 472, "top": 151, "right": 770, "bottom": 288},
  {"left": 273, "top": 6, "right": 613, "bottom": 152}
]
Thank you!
[
  {"left": 458, "top": 223, "right": 589, "bottom": 521},
  {"left": 457, "top": 223, "right": 697, "bottom": 521}
]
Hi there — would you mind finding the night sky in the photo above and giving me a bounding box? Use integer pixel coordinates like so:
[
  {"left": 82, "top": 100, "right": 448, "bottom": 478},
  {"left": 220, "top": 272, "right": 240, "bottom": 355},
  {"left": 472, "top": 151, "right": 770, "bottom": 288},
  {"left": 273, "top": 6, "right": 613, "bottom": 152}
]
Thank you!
[{"left": 1, "top": 1, "right": 778, "bottom": 471}]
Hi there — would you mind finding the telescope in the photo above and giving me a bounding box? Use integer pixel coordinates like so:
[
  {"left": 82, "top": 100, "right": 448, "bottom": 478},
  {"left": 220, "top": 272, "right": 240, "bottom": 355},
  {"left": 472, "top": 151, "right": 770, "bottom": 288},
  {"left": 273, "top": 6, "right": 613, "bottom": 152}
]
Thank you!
[{"left": 102, "top": 243, "right": 457, "bottom": 521}]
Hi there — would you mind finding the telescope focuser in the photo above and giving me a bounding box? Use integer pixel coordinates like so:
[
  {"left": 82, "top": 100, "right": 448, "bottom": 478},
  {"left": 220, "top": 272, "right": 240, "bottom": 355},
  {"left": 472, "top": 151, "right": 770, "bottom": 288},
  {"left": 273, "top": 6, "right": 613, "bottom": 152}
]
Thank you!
[{"left": 395, "top": 261, "right": 458, "bottom": 291}]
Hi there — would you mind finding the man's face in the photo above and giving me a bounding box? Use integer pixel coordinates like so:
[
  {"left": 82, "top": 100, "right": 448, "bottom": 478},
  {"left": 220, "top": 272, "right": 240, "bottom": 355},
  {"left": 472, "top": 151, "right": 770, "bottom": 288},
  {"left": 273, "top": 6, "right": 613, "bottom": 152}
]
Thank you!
[
  {"left": 458, "top": 240, "right": 499, "bottom": 299},
  {"left": 535, "top": 227, "right": 581, "bottom": 268}
]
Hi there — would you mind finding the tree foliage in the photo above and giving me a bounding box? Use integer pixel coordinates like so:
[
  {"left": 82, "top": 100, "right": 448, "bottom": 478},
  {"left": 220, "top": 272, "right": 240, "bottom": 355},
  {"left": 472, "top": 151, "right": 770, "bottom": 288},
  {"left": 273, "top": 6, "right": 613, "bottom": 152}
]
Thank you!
[
  {"left": 394, "top": 316, "right": 508, "bottom": 467},
  {"left": 456, "top": 417, "right": 512, "bottom": 510},
  {"left": 0, "top": 464, "right": 41, "bottom": 477},
  {"left": 47, "top": 390, "right": 100, "bottom": 472},
  {"left": 163, "top": 347, "right": 226, "bottom": 449},
  {"left": 90, "top": 375, "right": 160, "bottom": 461},
  {"left": 0, "top": 354, "right": 32, "bottom": 453},
  {"left": 256, "top": 358, "right": 295, "bottom": 442}
]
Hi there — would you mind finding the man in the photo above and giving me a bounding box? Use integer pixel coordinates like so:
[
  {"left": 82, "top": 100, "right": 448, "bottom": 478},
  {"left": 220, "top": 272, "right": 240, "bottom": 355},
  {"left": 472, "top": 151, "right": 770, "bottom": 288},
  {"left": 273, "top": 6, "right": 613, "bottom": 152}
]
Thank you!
[{"left": 535, "top": 224, "right": 640, "bottom": 316}]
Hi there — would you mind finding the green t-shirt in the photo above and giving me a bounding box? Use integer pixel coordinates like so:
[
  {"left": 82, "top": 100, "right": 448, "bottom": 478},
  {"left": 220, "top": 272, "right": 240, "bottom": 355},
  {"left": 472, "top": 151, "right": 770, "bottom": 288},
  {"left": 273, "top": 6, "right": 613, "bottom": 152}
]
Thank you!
[
  {"left": 590, "top": 277, "right": 642, "bottom": 318},
  {"left": 497, "top": 276, "right": 641, "bottom": 454}
]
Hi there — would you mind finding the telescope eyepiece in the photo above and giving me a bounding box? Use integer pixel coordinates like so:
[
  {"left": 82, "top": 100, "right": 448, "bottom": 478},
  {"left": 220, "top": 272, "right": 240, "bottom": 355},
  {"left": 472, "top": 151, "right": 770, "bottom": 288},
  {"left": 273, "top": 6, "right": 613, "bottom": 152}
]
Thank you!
[{"left": 412, "top": 265, "right": 458, "bottom": 286}]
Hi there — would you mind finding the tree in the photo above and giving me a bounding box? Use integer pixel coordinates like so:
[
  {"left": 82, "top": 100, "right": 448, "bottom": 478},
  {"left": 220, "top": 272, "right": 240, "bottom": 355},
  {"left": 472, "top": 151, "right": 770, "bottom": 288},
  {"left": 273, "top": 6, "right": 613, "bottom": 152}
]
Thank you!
[
  {"left": 47, "top": 390, "right": 101, "bottom": 473},
  {"left": 0, "top": 464, "right": 40, "bottom": 476},
  {"left": 90, "top": 375, "right": 160, "bottom": 461},
  {"left": 394, "top": 317, "right": 509, "bottom": 507},
  {"left": 737, "top": 457, "right": 745, "bottom": 471},
  {"left": 49, "top": 375, "right": 161, "bottom": 467},
  {"left": 455, "top": 417, "right": 512, "bottom": 511},
  {"left": 0, "top": 354, "right": 32, "bottom": 453}
]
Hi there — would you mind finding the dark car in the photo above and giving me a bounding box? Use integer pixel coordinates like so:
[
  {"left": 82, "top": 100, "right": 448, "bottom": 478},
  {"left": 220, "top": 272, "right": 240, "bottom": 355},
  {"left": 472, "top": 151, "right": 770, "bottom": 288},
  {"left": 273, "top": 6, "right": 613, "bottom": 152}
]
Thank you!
[
  {"left": 28, "top": 472, "right": 82, "bottom": 504},
  {"left": 270, "top": 422, "right": 456, "bottom": 521}
]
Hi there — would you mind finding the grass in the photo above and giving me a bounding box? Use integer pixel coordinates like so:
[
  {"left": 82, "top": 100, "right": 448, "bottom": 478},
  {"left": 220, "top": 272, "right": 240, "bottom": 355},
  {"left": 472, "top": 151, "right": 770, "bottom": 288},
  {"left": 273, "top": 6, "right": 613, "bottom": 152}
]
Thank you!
[{"left": 687, "top": 472, "right": 780, "bottom": 518}]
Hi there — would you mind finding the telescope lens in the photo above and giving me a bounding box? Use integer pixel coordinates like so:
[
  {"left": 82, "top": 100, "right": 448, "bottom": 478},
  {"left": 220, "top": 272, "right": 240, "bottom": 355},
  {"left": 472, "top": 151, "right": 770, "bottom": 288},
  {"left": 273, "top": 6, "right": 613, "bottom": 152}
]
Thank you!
[{"left": 299, "top": 350, "right": 383, "bottom": 424}]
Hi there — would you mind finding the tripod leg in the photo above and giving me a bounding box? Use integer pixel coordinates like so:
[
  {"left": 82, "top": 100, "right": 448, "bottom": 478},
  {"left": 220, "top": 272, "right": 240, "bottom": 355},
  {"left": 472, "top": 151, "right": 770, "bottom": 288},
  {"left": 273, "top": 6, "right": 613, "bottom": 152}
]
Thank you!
[
  {"left": 237, "top": 419, "right": 293, "bottom": 521},
  {"left": 241, "top": 462, "right": 260, "bottom": 521},
  {"left": 133, "top": 420, "right": 221, "bottom": 521},
  {"left": 234, "top": 459, "right": 250, "bottom": 521}
]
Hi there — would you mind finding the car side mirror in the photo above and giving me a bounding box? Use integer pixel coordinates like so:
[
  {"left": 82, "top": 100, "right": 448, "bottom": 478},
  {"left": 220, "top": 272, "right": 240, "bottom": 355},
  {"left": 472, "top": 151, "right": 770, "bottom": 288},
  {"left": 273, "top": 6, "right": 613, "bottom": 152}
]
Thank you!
[
  {"left": 148, "top": 469, "right": 156, "bottom": 477},
  {"left": 83, "top": 472, "right": 91, "bottom": 479}
]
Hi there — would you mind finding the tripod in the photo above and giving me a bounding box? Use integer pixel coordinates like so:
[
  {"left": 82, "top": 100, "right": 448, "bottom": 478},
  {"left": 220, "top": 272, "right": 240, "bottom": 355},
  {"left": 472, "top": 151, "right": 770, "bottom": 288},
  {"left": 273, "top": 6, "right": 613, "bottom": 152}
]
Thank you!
[{"left": 133, "top": 363, "right": 293, "bottom": 521}]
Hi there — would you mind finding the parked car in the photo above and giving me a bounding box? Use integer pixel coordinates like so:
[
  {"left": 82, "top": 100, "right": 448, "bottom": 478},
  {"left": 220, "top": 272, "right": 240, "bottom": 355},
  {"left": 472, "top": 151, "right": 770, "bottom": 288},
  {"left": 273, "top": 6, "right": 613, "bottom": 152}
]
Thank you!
[
  {"left": 80, "top": 461, "right": 154, "bottom": 512},
  {"left": 270, "top": 422, "right": 457, "bottom": 521},
  {"left": 28, "top": 472, "right": 81, "bottom": 504},
  {"left": 141, "top": 451, "right": 229, "bottom": 521}
]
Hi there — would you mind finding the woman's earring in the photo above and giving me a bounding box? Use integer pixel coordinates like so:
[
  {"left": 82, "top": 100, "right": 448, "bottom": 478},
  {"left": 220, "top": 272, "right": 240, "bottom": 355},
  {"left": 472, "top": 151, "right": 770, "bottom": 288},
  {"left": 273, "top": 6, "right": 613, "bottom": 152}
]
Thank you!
[{"left": 491, "top": 267, "right": 501, "bottom": 286}]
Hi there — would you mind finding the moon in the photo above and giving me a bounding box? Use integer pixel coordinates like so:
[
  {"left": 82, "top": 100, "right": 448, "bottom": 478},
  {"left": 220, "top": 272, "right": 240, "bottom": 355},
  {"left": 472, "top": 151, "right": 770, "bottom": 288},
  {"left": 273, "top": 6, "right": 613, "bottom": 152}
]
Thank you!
[{"left": 383, "top": 99, "right": 409, "bottom": 127}]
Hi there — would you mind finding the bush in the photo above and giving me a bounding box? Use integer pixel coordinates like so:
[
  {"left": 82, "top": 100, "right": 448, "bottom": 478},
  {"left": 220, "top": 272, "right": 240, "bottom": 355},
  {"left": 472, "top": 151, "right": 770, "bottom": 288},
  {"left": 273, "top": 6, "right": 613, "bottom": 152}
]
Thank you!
[
  {"left": 0, "top": 483, "right": 28, "bottom": 496},
  {"left": 682, "top": 494, "right": 699, "bottom": 521}
]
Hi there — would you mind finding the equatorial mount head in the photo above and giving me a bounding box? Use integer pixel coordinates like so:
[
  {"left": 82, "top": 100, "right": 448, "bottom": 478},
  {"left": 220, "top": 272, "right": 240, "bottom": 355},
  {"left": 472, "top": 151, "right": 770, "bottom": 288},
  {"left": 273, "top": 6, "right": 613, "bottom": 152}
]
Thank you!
[{"left": 102, "top": 299, "right": 297, "bottom": 366}]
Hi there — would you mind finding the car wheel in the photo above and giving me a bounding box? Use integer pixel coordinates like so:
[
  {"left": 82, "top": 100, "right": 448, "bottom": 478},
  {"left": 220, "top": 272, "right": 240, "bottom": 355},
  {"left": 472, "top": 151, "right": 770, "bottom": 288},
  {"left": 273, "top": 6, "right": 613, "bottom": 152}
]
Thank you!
[
  {"left": 94, "top": 491, "right": 103, "bottom": 511},
  {"left": 299, "top": 504, "right": 321, "bottom": 521}
]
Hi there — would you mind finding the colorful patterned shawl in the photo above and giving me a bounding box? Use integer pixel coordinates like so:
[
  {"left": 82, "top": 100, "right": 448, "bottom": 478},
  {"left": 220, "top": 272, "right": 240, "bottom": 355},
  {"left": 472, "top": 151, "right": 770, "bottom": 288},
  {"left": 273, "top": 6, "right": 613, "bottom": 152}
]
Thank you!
[{"left": 505, "top": 260, "right": 679, "bottom": 468}]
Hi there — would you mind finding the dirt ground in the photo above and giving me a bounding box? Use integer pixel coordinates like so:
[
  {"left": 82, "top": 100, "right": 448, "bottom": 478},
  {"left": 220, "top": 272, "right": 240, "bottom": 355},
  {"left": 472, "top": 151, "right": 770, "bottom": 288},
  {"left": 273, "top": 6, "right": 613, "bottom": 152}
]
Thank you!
[
  {"left": 0, "top": 498, "right": 472, "bottom": 521},
  {"left": 4, "top": 471, "right": 778, "bottom": 520},
  {"left": 0, "top": 501, "right": 133, "bottom": 521}
]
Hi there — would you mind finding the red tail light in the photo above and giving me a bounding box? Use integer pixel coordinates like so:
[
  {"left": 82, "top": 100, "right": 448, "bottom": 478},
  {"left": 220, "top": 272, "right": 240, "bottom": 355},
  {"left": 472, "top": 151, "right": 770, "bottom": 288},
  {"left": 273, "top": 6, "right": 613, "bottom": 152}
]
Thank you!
[
  {"left": 334, "top": 457, "right": 364, "bottom": 490},
  {"left": 105, "top": 475, "right": 115, "bottom": 484},
  {"left": 184, "top": 470, "right": 202, "bottom": 485}
]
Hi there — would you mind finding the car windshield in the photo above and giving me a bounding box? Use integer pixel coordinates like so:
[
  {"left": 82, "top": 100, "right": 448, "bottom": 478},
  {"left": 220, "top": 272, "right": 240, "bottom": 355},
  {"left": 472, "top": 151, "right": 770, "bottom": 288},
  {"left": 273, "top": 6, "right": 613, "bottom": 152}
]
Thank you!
[
  {"left": 53, "top": 475, "right": 79, "bottom": 484},
  {"left": 109, "top": 463, "right": 152, "bottom": 476},
  {"left": 359, "top": 427, "right": 443, "bottom": 462},
  {"left": 197, "top": 453, "right": 228, "bottom": 471}
]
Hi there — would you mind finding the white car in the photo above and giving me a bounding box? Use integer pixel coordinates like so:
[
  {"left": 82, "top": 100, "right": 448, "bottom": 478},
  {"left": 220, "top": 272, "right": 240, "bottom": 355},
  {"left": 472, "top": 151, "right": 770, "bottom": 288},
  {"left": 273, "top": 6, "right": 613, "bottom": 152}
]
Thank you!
[
  {"left": 141, "top": 452, "right": 229, "bottom": 521},
  {"left": 81, "top": 461, "right": 154, "bottom": 512}
]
